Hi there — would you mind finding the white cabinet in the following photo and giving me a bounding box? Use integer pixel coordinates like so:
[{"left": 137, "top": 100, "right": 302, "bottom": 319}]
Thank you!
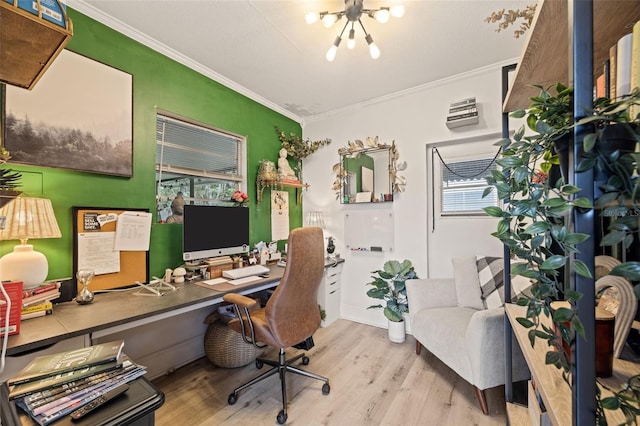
[{"left": 318, "top": 260, "right": 343, "bottom": 327}]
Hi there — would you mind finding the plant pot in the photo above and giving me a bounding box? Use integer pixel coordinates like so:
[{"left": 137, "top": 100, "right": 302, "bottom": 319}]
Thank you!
[{"left": 387, "top": 319, "right": 405, "bottom": 343}]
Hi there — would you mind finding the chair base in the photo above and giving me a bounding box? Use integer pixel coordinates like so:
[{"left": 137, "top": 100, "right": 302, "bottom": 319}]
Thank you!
[{"left": 227, "top": 348, "right": 330, "bottom": 424}]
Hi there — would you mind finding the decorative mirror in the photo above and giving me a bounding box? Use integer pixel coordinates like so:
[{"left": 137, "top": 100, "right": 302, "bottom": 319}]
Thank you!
[{"left": 332, "top": 137, "right": 406, "bottom": 204}]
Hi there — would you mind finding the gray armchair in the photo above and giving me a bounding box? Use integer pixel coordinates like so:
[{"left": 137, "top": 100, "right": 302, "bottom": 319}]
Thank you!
[{"left": 405, "top": 256, "right": 530, "bottom": 414}]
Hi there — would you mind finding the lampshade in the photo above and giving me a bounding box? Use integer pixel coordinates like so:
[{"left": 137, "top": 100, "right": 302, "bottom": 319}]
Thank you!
[
  {"left": 0, "top": 197, "right": 61, "bottom": 289},
  {"left": 305, "top": 211, "right": 326, "bottom": 228}
]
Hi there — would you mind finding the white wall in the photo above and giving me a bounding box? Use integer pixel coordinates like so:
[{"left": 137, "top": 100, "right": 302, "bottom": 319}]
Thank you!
[{"left": 301, "top": 60, "right": 519, "bottom": 328}]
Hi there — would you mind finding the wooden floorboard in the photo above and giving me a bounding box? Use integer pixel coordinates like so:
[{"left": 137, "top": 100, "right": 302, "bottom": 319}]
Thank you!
[{"left": 151, "top": 319, "right": 509, "bottom": 425}]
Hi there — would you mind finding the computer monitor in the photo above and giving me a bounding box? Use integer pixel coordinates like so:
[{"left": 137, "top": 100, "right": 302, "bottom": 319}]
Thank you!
[{"left": 182, "top": 205, "right": 250, "bottom": 261}]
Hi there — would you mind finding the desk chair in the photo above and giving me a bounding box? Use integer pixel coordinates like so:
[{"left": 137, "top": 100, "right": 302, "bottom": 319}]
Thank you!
[{"left": 222, "top": 227, "right": 330, "bottom": 424}]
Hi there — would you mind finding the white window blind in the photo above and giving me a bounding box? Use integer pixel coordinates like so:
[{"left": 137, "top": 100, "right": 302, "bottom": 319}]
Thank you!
[
  {"left": 439, "top": 154, "right": 498, "bottom": 215},
  {"left": 155, "top": 113, "right": 246, "bottom": 222}
]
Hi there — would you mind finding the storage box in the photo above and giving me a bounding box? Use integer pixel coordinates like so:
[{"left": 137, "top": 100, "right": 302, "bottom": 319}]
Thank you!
[
  {"left": 0, "top": 281, "right": 24, "bottom": 336},
  {"left": 208, "top": 262, "right": 233, "bottom": 278}
]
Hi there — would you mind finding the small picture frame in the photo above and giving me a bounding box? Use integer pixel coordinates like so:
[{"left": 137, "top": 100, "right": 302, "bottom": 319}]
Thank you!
[{"left": 355, "top": 192, "right": 372, "bottom": 203}]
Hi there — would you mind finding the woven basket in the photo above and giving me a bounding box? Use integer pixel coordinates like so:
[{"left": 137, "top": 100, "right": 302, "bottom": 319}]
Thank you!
[{"left": 203, "top": 312, "right": 259, "bottom": 368}]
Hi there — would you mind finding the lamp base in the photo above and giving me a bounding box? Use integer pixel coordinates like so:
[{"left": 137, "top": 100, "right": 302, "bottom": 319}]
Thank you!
[{"left": 0, "top": 244, "right": 48, "bottom": 289}]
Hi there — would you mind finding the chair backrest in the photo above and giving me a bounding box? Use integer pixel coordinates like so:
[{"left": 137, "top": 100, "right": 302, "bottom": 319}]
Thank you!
[{"left": 264, "top": 227, "right": 325, "bottom": 347}]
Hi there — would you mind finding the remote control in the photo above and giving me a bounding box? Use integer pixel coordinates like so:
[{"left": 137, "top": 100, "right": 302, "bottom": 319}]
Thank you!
[{"left": 69, "top": 383, "right": 129, "bottom": 421}]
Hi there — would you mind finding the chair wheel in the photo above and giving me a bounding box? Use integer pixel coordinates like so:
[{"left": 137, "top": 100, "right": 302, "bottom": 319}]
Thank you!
[
  {"left": 301, "top": 355, "right": 309, "bottom": 365},
  {"left": 277, "top": 410, "right": 288, "bottom": 424},
  {"left": 228, "top": 393, "right": 238, "bottom": 405},
  {"left": 255, "top": 360, "right": 263, "bottom": 369},
  {"left": 322, "top": 382, "right": 330, "bottom": 395}
]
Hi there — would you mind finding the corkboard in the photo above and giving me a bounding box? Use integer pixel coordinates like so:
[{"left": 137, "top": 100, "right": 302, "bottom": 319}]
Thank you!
[{"left": 72, "top": 207, "right": 149, "bottom": 293}]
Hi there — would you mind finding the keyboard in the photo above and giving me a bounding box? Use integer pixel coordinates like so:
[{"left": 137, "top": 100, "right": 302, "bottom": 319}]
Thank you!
[
  {"left": 228, "top": 275, "right": 262, "bottom": 286},
  {"left": 223, "top": 264, "right": 270, "bottom": 280}
]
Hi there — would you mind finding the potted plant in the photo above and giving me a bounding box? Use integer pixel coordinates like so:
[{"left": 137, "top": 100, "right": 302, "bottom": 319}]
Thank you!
[
  {"left": 0, "top": 147, "right": 22, "bottom": 208},
  {"left": 484, "top": 86, "right": 640, "bottom": 423},
  {"left": 366, "top": 259, "right": 418, "bottom": 343},
  {"left": 275, "top": 127, "right": 331, "bottom": 182}
]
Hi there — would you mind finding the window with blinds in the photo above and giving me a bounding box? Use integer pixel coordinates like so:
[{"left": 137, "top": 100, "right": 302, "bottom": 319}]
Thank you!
[
  {"left": 156, "top": 113, "right": 246, "bottom": 223},
  {"left": 440, "top": 157, "right": 498, "bottom": 215}
]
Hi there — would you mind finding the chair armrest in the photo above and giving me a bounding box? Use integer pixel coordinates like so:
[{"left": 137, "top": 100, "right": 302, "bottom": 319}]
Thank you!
[
  {"left": 406, "top": 278, "right": 457, "bottom": 312},
  {"left": 223, "top": 293, "right": 258, "bottom": 309}
]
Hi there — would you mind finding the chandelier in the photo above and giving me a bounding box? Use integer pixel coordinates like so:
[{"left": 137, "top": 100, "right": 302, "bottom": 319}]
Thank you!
[{"left": 305, "top": 0, "right": 405, "bottom": 62}]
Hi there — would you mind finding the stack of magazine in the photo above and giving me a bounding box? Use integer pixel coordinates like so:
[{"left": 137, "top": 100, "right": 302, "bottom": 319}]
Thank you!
[{"left": 7, "top": 340, "right": 147, "bottom": 425}]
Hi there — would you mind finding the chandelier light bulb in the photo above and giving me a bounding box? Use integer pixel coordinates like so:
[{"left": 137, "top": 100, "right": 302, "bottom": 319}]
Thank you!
[
  {"left": 305, "top": 12, "right": 319, "bottom": 24},
  {"left": 326, "top": 36, "right": 342, "bottom": 62},
  {"left": 322, "top": 13, "right": 338, "bottom": 28},
  {"left": 326, "top": 45, "right": 338, "bottom": 62},
  {"left": 365, "top": 34, "right": 380, "bottom": 59},
  {"left": 374, "top": 8, "right": 390, "bottom": 23},
  {"left": 347, "top": 28, "right": 356, "bottom": 49},
  {"left": 390, "top": 5, "right": 405, "bottom": 18}
]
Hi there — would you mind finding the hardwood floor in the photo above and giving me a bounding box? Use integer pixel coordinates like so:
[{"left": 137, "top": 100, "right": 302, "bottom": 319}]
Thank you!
[{"left": 151, "top": 319, "right": 509, "bottom": 425}]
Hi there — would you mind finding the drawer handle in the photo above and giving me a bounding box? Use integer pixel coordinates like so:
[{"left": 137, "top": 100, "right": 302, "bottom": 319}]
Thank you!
[{"left": 329, "top": 290, "right": 337, "bottom": 295}]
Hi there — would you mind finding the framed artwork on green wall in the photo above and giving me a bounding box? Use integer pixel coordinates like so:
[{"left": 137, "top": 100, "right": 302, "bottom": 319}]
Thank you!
[{"left": 3, "top": 49, "right": 133, "bottom": 177}]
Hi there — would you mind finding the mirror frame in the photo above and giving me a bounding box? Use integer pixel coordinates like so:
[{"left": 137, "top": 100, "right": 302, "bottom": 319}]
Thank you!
[{"left": 332, "top": 137, "right": 406, "bottom": 204}]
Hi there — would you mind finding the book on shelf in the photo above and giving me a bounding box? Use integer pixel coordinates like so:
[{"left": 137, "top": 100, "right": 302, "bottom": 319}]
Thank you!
[
  {"left": 0, "top": 281, "right": 24, "bottom": 336},
  {"left": 8, "top": 361, "right": 123, "bottom": 400},
  {"left": 22, "top": 282, "right": 60, "bottom": 299},
  {"left": 21, "top": 309, "right": 53, "bottom": 321},
  {"left": 447, "top": 107, "right": 477, "bottom": 120},
  {"left": 446, "top": 111, "right": 478, "bottom": 121},
  {"left": 616, "top": 32, "right": 633, "bottom": 97},
  {"left": 22, "top": 290, "right": 60, "bottom": 308},
  {"left": 610, "top": 43, "right": 618, "bottom": 100},
  {"left": 603, "top": 59, "right": 611, "bottom": 99},
  {"left": 448, "top": 103, "right": 477, "bottom": 114},
  {"left": 631, "top": 20, "right": 640, "bottom": 117},
  {"left": 449, "top": 97, "right": 476, "bottom": 108},
  {"left": 8, "top": 340, "right": 125, "bottom": 386},
  {"left": 21, "top": 301, "right": 53, "bottom": 315},
  {"left": 595, "top": 73, "right": 606, "bottom": 99}
]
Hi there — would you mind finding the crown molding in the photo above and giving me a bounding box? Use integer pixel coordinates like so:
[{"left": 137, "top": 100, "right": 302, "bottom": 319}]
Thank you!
[
  {"left": 301, "top": 58, "right": 519, "bottom": 127},
  {"left": 67, "top": 1, "right": 302, "bottom": 124}
]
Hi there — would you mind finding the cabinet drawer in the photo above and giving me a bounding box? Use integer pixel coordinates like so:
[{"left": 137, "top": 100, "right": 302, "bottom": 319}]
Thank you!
[{"left": 324, "top": 262, "right": 343, "bottom": 279}]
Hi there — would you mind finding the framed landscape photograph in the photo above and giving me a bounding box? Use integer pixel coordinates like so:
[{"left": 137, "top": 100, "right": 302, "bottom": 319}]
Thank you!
[{"left": 3, "top": 50, "right": 133, "bottom": 177}]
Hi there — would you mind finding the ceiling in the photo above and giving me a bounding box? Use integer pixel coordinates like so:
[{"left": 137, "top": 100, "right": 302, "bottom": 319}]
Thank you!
[{"left": 70, "top": 0, "right": 531, "bottom": 123}]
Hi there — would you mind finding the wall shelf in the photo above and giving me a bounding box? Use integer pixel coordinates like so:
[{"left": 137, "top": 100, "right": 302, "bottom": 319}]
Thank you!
[
  {"left": 502, "top": 0, "right": 640, "bottom": 423},
  {"left": 0, "top": 0, "right": 73, "bottom": 90},
  {"left": 256, "top": 179, "right": 309, "bottom": 205},
  {"left": 503, "top": 0, "right": 640, "bottom": 112}
]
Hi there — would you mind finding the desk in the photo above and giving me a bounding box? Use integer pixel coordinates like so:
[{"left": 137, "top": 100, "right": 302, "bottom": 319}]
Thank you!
[{"left": 3, "top": 265, "right": 283, "bottom": 358}]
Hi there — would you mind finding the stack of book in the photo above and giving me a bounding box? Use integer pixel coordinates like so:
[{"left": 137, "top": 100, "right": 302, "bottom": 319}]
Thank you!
[
  {"left": 21, "top": 282, "right": 61, "bottom": 321},
  {"left": 446, "top": 97, "right": 479, "bottom": 129},
  {"left": 7, "top": 340, "right": 147, "bottom": 425}
]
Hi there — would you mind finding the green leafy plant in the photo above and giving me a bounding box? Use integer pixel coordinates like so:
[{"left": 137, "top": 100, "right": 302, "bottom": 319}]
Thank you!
[
  {"left": 485, "top": 4, "right": 537, "bottom": 39},
  {"left": 484, "top": 86, "right": 640, "bottom": 424},
  {"left": 366, "top": 259, "right": 418, "bottom": 322},
  {"left": 275, "top": 127, "right": 330, "bottom": 181}
]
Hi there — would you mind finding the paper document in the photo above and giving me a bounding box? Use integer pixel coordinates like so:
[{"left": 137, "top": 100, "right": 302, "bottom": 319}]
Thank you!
[
  {"left": 114, "top": 211, "right": 152, "bottom": 251},
  {"left": 203, "top": 278, "right": 228, "bottom": 285}
]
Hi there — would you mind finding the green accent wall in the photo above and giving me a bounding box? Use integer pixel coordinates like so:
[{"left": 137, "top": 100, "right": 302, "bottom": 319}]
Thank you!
[{"left": 0, "top": 9, "right": 302, "bottom": 280}]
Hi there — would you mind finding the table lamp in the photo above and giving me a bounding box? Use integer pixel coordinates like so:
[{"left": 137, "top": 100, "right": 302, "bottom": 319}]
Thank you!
[
  {"left": 305, "top": 211, "right": 336, "bottom": 257},
  {"left": 0, "top": 197, "right": 61, "bottom": 289},
  {"left": 305, "top": 211, "right": 325, "bottom": 229}
]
